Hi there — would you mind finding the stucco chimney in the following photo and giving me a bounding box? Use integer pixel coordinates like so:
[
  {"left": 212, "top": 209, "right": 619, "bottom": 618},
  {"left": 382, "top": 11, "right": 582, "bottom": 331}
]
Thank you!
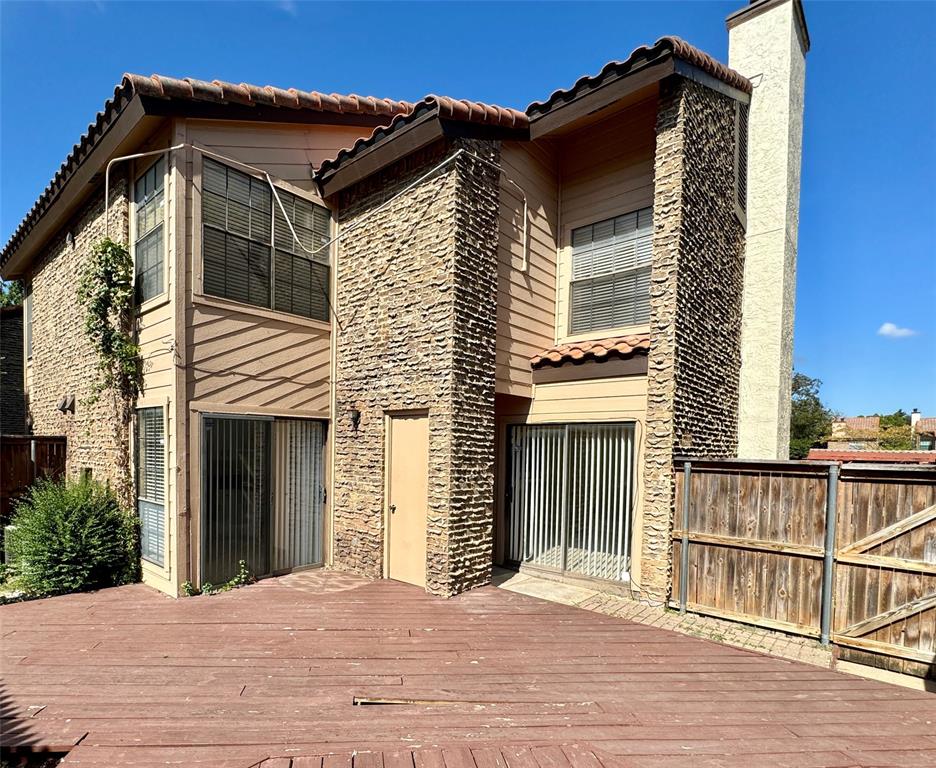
[
  {"left": 912, "top": 408, "right": 921, "bottom": 430},
  {"left": 728, "top": 0, "right": 809, "bottom": 459}
]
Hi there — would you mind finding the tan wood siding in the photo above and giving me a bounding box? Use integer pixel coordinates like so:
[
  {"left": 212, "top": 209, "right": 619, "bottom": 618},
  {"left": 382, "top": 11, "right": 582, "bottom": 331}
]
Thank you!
[
  {"left": 135, "top": 122, "right": 178, "bottom": 594},
  {"left": 186, "top": 300, "right": 331, "bottom": 413},
  {"left": 185, "top": 120, "right": 367, "bottom": 191},
  {"left": 178, "top": 119, "right": 378, "bottom": 585},
  {"left": 496, "top": 141, "right": 559, "bottom": 398},
  {"left": 494, "top": 375, "right": 648, "bottom": 581},
  {"left": 555, "top": 96, "right": 658, "bottom": 342}
]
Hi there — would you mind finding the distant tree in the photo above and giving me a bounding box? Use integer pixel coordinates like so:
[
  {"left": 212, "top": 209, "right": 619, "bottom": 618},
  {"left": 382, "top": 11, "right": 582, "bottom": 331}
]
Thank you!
[
  {"left": 789, "top": 372, "right": 836, "bottom": 459},
  {"left": 0, "top": 279, "right": 23, "bottom": 307},
  {"left": 877, "top": 410, "right": 913, "bottom": 450},
  {"left": 879, "top": 409, "right": 911, "bottom": 428}
]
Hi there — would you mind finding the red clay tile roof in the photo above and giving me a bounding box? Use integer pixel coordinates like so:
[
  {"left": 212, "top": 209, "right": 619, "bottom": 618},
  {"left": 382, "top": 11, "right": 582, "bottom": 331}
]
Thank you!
[
  {"left": 125, "top": 73, "right": 413, "bottom": 116},
  {"left": 1, "top": 74, "right": 412, "bottom": 272},
  {"left": 915, "top": 417, "right": 936, "bottom": 435},
  {"left": 526, "top": 36, "right": 752, "bottom": 119},
  {"left": 841, "top": 416, "right": 881, "bottom": 432},
  {"left": 531, "top": 335, "right": 651, "bottom": 368},
  {"left": 315, "top": 95, "right": 529, "bottom": 180},
  {"left": 807, "top": 449, "right": 936, "bottom": 465}
]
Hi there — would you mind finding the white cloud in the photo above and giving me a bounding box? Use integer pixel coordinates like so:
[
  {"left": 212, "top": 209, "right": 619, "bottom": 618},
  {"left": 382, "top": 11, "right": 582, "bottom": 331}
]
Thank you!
[
  {"left": 877, "top": 322, "right": 918, "bottom": 339},
  {"left": 275, "top": 0, "right": 298, "bottom": 16}
]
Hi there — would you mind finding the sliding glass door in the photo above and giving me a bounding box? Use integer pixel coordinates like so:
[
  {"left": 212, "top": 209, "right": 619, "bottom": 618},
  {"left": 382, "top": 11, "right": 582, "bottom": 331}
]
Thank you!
[
  {"left": 506, "top": 422, "right": 635, "bottom": 583},
  {"left": 201, "top": 415, "right": 325, "bottom": 584}
]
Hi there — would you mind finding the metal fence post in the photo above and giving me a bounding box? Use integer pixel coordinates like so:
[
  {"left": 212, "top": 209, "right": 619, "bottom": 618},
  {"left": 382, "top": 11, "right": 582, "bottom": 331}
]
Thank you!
[
  {"left": 820, "top": 462, "right": 839, "bottom": 645},
  {"left": 679, "top": 460, "right": 691, "bottom": 614}
]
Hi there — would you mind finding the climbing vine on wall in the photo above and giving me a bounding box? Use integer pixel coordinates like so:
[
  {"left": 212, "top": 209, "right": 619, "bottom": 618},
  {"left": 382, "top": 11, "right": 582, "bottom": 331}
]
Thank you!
[{"left": 77, "top": 237, "right": 142, "bottom": 506}]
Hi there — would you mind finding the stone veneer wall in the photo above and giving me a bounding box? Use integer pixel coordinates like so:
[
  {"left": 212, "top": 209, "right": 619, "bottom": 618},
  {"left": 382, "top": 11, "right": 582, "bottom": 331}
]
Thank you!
[
  {"left": 640, "top": 78, "right": 746, "bottom": 601},
  {"left": 25, "top": 179, "right": 130, "bottom": 485},
  {"left": 0, "top": 306, "right": 26, "bottom": 434},
  {"left": 332, "top": 138, "right": 500, "bottom": 596}
]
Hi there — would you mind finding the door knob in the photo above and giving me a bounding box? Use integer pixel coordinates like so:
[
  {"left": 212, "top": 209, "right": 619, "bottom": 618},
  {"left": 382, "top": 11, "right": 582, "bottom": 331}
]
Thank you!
[{"left": 389, "top": 504, "right": 397, "bottom": 515}]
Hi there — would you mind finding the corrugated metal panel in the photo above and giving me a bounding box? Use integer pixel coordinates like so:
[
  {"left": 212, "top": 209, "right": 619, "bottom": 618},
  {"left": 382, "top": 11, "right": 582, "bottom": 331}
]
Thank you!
[{"left": 507, "top": 422, "right": 635, "bottom": 583}]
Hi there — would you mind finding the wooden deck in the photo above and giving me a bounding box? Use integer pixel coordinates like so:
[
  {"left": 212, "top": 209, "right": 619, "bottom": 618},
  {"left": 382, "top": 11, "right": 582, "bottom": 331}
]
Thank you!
[{"left": 2, "top": 570, "right": 936, "bottom": 767}]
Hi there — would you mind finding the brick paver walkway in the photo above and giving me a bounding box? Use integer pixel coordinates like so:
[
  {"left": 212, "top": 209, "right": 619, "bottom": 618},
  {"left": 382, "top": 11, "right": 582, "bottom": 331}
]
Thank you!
[{"left": 494, "top": 570, "right": 832, "bottom": 668}]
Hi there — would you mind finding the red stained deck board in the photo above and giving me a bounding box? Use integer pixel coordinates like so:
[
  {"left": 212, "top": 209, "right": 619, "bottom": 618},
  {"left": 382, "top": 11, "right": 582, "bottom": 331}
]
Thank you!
[{"left": 0, "top": 572, "right": 932, "bottom": 768}]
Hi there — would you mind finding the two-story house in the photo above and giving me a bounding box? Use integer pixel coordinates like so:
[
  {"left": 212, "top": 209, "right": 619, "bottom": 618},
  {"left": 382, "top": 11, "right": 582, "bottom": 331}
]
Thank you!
[{"left": 0, "top": 0, "right": 808, "bottom": 601}]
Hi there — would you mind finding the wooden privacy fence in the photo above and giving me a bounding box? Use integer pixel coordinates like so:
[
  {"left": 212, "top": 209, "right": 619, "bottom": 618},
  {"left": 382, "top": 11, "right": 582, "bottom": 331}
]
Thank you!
[
  {"left": 0, "top": 436, "right": 67, "bottom": 525},
  {"left": 672, "top": 458, "right": 936, "bottom": 669}
]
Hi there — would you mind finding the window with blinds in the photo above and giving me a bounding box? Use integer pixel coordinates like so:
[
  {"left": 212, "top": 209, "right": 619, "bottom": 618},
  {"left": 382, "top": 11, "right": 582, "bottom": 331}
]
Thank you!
[
  {"left": 569, "top": 207, "right": 653, "bottom": 335},
  {"left": 136, "top": 407, "right": 166, "bottom": 567},
  {"left": 134, "top": 157, "right": 166, "bottom": 304},
  {"left": 202, "top": 158, "right": 330, "bottom": 321}
]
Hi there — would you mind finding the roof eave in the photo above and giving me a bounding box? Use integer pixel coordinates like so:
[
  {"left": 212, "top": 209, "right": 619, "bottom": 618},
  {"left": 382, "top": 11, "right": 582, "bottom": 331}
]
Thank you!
[
  {"left": 528, "top": 56, "right": 674, "bottom": 140},
  {"left": 1, "top": 94, "right": 150, "bottom": 279},
  {"left": 528, "top": 55, "right": 751, "bottom": 141},
  {"left": 317, "top": 113, "right": 529, "bottom": 198}
]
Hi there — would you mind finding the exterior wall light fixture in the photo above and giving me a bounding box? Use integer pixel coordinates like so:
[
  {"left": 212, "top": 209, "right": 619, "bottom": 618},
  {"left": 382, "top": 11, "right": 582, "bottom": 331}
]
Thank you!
[{"left": 350, "top": 408, "right": 361, "bottom": 431}]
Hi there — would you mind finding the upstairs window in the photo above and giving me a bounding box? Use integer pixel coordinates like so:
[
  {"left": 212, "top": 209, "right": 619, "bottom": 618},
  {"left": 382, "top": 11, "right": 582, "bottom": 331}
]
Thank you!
[
  {"left": 569, "top": 207, "right": 653, "bottom": 335},
  {"left": 201, "top": 158, "right": 330, "bottom": 321},
  {"left": 134, "top": 157, "right": 166, "bottom": 304}
]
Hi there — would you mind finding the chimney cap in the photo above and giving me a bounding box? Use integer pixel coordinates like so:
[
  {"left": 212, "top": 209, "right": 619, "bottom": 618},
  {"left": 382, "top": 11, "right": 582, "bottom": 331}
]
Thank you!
[{"left": 726, "top": 0, "right": 811, "bottom": 54}]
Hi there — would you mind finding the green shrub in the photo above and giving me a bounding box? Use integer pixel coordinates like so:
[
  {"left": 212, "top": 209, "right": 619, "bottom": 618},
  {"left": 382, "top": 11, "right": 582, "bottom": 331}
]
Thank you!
[{"left": 6, "top": 478, "right": 138, "bottom": 597}]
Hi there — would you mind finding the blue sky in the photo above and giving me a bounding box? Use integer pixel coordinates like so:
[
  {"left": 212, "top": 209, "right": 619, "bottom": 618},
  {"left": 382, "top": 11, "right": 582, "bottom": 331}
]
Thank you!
[{"left": 1, "top": 1, "right": 934, "bottom": 415}]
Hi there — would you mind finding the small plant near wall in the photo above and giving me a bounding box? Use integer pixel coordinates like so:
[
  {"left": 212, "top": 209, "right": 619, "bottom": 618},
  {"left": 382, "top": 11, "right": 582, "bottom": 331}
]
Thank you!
[
  {"left": 181, "top": 560, "right": 256, "bottom": 597},
  {"left": 77, "top": 237, "right": 142, "bottom": 507}
]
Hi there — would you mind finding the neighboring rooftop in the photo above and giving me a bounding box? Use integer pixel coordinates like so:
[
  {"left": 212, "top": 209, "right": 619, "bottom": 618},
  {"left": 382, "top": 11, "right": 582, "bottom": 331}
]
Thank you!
[
  {"left": 834, "top": 416, "right": 881, "bottom": 433},
  {"left": 807, "top": 448, "right": 936, "bottom": 465},
  {"left": 914, "top": 417, "right": 936, "bottom": 435}
]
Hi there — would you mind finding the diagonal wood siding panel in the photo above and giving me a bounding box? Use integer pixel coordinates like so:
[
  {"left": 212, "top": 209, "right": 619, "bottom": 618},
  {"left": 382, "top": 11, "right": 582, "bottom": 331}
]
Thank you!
[{"left": 187, "top": 301, "right": 330, "bottom": 414}]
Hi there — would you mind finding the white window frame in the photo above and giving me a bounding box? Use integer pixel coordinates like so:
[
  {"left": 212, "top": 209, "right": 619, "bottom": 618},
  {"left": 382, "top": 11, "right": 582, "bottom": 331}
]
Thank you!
[{"left": 130, "top": 154, "right": 170, "bottom": 311}]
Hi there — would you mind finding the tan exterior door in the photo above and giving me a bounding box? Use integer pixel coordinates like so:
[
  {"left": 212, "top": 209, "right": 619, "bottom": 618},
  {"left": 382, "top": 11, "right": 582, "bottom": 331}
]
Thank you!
[{"left": 386, "top": 413, "right": 429, "bottom": 588}]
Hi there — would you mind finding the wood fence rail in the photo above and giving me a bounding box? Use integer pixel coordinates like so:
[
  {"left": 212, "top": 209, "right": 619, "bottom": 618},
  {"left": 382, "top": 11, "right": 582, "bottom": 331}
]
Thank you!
[
  {"left": 671, "top": 458, "right": 936, "bottom": 674},
  {"left": 0, "top": 435, "right": 67, "bottom": 527}
]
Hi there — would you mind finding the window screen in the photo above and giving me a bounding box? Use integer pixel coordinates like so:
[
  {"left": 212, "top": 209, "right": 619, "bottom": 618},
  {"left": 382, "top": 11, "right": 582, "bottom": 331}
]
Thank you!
[
  {"left": 202, "top": 158, "right": 330, "bottom": 321},
  {"left": 136, "top": 407, "right": 166, "bottom": 567},
  {"left": 569, "top": 207, "right": 653, "bottom": 334},
  {"left": 134, "top": 157, "right": 166, "bottom": 303}
]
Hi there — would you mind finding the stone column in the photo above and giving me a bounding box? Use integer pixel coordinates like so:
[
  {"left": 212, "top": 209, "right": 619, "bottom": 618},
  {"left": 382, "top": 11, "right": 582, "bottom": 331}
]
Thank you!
[
  {"left": 640, "top": 78, "right": 746, "bottom": 602},
  {"left": 331, "top": 138, "right": 500, "bottom": 596}
]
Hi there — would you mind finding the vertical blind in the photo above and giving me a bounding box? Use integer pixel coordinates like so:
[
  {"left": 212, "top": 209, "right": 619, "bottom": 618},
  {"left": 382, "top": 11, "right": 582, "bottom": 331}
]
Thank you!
[
  {"left": 201, "top": 416, "right": 326, "bottom": 584},
  {"left": 202, "top": 158, "right": 330, "bottom": 321},
  {"left": 272, "top": 420, "right": 325, "bottom": 572},
  {"left": 507, "top": 423, "right": 635, "bottom": 583},
  {"left": 201, "top": 416, "right": 272, "bottom": 584},
  {"left": 134, "top": 157, "right": 166, "bottom": 303},
  {"left": 569, "top": 207, "right": 653, "bottom": 334},
  {"left": 136, "top": 407, "right": 166, "bottom": 567}
]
